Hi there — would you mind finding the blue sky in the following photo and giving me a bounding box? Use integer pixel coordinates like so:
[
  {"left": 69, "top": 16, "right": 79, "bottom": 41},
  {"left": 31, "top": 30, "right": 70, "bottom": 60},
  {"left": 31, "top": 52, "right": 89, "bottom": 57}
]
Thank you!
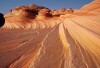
[{"left": 0, "top": 0, "right": 92, "bottom": 14}]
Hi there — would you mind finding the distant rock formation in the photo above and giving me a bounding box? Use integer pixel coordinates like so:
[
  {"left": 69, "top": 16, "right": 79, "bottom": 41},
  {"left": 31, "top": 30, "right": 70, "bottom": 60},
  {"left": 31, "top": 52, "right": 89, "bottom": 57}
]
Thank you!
[
  {"left": 36, "top": 8, "right": 52, "bottom": 19},
  {"left": 5, "top": 4, "right": 74, "bottom": 19},
  {"left": 51, "top": 10, "right": 59, "bottom": 16},
  {"left": 58, "top": 8, "right": 74, "bottom": 14},
  {"left": 3, "top": 4, "right": 74, "bottom": 29},
  {"left": 4, "top": 4, "right": 48, "bottom": 18},
  {"left": 51, "top": 8, "right": 74, "bottom": 16}
]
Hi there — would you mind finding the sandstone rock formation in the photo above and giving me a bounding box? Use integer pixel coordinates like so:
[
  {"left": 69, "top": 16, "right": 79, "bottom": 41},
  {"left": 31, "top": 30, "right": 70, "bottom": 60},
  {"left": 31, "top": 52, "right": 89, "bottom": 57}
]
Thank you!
[
  {"left": 0, "top": 0, "right": 100, "bottom": 68},
  {"left": 58, "top": 8, "right": 74, "bottom": 14},
  {"left": 3, "top": 5, "right": 74, "bottom": 29},
  {"left": 80, "top": 0, "right": 100, "bottom": 13},
  {"left": 51, "top": 10, "right": 59, "bottom": 16},
  {"left": 4, "top": 4, "right": 48, "bottom": 19},
  {"left": 36, "top": 8, "right": 51, "bottom": 19},
  {"left": 51, "top": 8, "right": 74, "bottom": 16}
]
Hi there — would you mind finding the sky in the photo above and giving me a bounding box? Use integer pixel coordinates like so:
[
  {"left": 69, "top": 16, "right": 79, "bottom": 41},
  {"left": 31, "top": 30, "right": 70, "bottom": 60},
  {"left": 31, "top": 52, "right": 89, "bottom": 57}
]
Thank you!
[{"left": 0, "top": 0, "right": 93, "bottom": 14}]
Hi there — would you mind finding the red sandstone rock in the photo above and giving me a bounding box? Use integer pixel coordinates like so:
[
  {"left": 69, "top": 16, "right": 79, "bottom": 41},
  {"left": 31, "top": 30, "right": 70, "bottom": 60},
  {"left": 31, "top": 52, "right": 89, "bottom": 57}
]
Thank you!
[
  {"left": 80, "top": 0, "right": 100, "bottom": 13},
  {"left": 0, "top": 1, "right": 100, "bottom": 68}
]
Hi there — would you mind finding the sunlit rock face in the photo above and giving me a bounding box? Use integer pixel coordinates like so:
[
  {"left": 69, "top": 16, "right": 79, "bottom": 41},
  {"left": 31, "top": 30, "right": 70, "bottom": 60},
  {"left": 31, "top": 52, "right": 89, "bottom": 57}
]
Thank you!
[
  {"left": 80, "top": 0, "right": 100, "bottom": 13},
  {"left": 0, "top": 0, "right": 100, "bottom": 68}
]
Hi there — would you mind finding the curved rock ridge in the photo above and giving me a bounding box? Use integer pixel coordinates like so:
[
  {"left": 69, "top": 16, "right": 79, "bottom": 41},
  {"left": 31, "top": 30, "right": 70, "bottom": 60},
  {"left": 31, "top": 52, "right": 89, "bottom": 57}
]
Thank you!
[
  {"left": 80, "top": 0, "right": 100, "bottom": 13},
  {"left": 3, "top": 17, "right": 62, "bottom": 29},
  {"left": 0, "top": 0, "right": 100, "bottom": 68}
]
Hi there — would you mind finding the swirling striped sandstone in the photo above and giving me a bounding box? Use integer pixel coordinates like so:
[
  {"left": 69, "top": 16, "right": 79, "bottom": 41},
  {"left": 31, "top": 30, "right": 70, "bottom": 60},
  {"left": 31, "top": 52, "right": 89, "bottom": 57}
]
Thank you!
[
  {"left": 0, "top": 0, "right": 100, "bottom": 68},
  {"left": 80, "top": 0, "right": 100, "bottom": 13}
]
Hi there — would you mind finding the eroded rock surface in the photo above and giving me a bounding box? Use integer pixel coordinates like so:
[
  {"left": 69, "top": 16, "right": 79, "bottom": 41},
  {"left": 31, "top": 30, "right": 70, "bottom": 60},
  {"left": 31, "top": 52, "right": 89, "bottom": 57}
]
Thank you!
[{"left": 0, "top": 0, "right": 100, "bottom": 68}]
